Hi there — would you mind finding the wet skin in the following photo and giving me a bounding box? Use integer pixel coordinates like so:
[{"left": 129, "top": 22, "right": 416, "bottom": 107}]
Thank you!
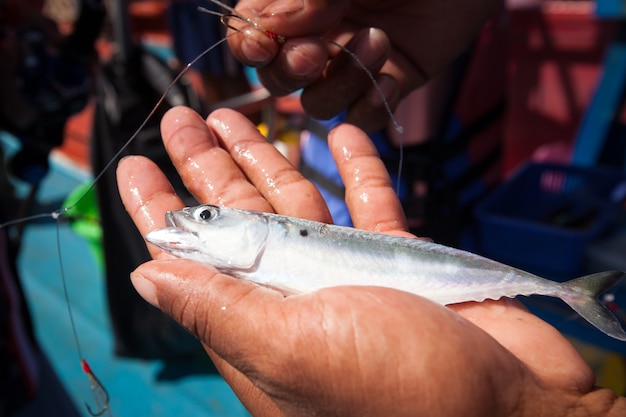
[{"left": 117, "top": 106, "right": 625, "bottom": 417}]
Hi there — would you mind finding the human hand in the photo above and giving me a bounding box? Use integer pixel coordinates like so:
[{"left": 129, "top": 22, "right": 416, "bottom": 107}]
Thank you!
[
  {"left": 223, "top": 0, "right": 501, "bottom": 132},
  {"left": 117, "top": 106, "right": 625, "bottom": 417}
]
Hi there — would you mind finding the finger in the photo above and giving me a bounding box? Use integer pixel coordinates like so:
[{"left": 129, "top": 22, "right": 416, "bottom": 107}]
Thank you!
[
  {"left": 300, "top": 28, "right": 391, "bottom": 121},
  {"left": 223, "top": 15, "right": 280, "bottom": 66},
  {"left": 130, "top": 257, "right": 313, "bottom": 393},
  {"left": 228, "top": 0, "right": 349, "bottom": 67},
  {"left": 130, "top": 259, "right": 281, "bottom": 348},
  {"left": 226, "top": 4, "right": 416, "bottom": 130},
  {"left": 160, "top": 106, "right": 271, "bottom": 212},
  {"left": 256, "top": 37, "right": 328, "bottom": 96},
  {"left": 344, "top": 74, "right": 402, "bottom": 134},
  {"left": 239, "top": 0, "right": 348, "bottom": 38},
  {"left": 328, "top": 123, "right": 409, "bottom": 235},
  {"left": 116, "top": 155, "right": 185, "bottom": 259},
  {"left": 206, "top": 108, "right": 332, "bottom": 222}
]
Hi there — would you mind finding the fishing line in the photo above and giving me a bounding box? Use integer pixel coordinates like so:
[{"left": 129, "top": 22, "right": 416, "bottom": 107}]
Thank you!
[
  {"left": 0, "top": 13, "right": 233, "bottom": 417},
  {"left": 1, "top": 0, "right": 405, "bottom": 227},
  {"left": 0, "top": 0, "right": 404, "bottom": 413},
  {"left": 54, "top": 213, "right": 82, "bottom": 360},
  {"left": 0, "top": 36, "right": 232, "bottom": 231},
  {"left": 55, "top": 215, "right": 111, "bottom": 416},
  {"left": 319, "top": 37, "right": 404, "bottom": 194},
  {"left": 204, "top": 0, "right": 406, "bottom": 192}
]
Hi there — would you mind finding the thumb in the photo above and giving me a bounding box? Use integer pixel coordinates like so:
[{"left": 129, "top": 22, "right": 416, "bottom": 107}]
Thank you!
[
  {"left": 235, "top": 0, "right": 349, "bottom": 37},
  {"left": 131, "top": 259, "right": 298, "bottom": 415},
  {"left": 226, "top": 0, "right": 350, "bottom": 66},
  {"left": 130, "top": 258, "right": 283, "bottom": 357}
]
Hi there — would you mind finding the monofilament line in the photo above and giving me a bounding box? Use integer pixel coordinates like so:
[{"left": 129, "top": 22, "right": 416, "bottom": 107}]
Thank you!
[
  {"left": 56, "top": 218, "right": 83, "bottom": 360},
  {"left": 0, "top": 35, "right": 233, "bottom": 230},
  {"left": 322, "top": 38, "right": 405, "bottom": 194},
  {"left": 204, "top": 0, "right": 406, "bottom": 194},
  {"left": 61, "top": 35, "right": 234, "bottom": 217}
]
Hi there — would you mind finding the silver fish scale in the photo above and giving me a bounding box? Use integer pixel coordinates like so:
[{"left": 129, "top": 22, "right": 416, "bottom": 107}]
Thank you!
[{"left": 146, "top": 205, "right": 626, "bottom": 341}]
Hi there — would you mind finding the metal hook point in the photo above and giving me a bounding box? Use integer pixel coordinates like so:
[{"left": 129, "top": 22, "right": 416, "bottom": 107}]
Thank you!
[
  {"left": 85, "top": 402, "right": 109, "bottom": 417},
  {"left": 220, "top": 14, "right": 246, "bottom": 33},
  {"left": 80, "top": 359, "right": 110, "bottom": 417}
]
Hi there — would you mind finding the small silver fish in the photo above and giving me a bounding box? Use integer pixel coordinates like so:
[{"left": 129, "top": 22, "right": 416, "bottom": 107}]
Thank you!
[{"left": 146, "top": 204, "right": 626, "bottom": 341}]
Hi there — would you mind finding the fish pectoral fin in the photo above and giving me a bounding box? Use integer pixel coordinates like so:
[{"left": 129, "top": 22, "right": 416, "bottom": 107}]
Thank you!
[{"left": 145, "top": 228, "right": 202, "bottom": 253}]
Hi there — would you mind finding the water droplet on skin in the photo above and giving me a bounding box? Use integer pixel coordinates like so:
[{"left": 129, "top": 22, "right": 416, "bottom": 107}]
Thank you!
[
  {"left": 187, "top": 159, "right": 207, "bottom": 181},
  {"left": 234, "top": 144, "right": 258, "bottom": 165},
  {"left": 262, "top": 168, "right": 281, "bottom": 195},
  {"left": 342, "top": 146, "right": 352, "bottom": 161},
  {"left": 139, "top": 204, "right": 157, "bottom": 229},
  {"left": 188, "top": 158, "right": 201, "bottom": 170},
  {"left": 359, "top": 192, "right": 369, "bottom": 204},
  {"left": 186, "top": 157, "right": 223, "bottom": 199},
  {"left": 212, "top": 118, "right": 232, "bottom": 138},
  {"left": 129, "top": 185, "right": 142, "bottom": 205},
  {"left": 266, "top": 177, "right": 278, "bottom": 191}
]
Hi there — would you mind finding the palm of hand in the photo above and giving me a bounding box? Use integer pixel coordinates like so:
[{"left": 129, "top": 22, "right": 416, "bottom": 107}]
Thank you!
[{"left": 118, "top": 107, "right": 617, "bottom": 417}]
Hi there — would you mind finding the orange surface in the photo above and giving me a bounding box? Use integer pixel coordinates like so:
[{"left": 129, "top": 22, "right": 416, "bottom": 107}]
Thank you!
[
  {"left": 503, "top": 4, "right": 617, "bottom": 173},
  {"left": 56, "top": 100, "right": 95, "bottom": 170}
]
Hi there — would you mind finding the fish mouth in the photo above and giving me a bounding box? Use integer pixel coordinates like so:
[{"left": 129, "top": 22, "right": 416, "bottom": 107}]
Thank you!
[
  {"left": 164, "top": 209, "right": 197, "bottom": 237},
  {"left": 165, "top": 211, "right": 186, "bottom": 230},
  {"left": 165, "top": 210, "right": 179, "bottom": 228},
  {"left": 145, "top": 209, "right": 200, "bottom": 251}
]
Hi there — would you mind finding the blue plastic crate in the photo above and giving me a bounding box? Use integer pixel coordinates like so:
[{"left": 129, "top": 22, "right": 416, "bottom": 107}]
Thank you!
[{"left": 475, "top": 162, "right": 626, "bottom": 279}]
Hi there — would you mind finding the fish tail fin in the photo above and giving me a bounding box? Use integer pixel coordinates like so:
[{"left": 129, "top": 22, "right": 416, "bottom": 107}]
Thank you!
[{"left": 559, "top": 271, "right": 626, "bottom": 341}]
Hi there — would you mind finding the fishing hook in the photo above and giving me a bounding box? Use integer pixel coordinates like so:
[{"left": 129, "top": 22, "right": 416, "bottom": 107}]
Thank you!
[
  {"left": 218, "top": 13, "right": 286, "bottom": 44},
  {"left": 81, "top": 359, "right": 111, "bottom": 416},
  {"left": 198, "top": 1, "right": 286, "bottom": 44}
]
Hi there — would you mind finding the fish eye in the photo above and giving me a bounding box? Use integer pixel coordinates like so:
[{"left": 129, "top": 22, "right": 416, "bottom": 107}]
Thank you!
[{"left": 194, "top": 206, "right": 218, "bottom": 222}]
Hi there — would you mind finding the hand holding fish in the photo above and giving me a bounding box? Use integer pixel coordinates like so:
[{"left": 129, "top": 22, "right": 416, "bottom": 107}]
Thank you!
[
  {"left": 224, "top": 0, "right": 501, "bottom": 132},
  {"left": 117, "top": 106, "right": 625, "bottom": 417}
]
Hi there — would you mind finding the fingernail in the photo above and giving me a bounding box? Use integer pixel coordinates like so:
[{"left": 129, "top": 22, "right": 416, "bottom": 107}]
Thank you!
[
  {"left": 130, "top": 272, "right": 160, "bottom": 308},
  {"left": 353, "top": 28, "right": 389, "bottom": 67},
  {"left": 260, "top": 0, "right": 304, "bottom": 17},
  {"left": 287, "top": 43, "right": 324, "bottom": 77},
  {"left": 241, "top": 31, "right": 274, "bottom": 64}
]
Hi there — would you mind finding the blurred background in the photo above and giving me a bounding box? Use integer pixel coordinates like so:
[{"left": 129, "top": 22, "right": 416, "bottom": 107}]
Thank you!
[{"left": 1, "top": 0, "right": 625, "bottom": 416}]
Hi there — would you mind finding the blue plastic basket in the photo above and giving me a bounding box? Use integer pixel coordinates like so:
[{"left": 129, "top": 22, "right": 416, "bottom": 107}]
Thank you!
[{"left": 475, "top": 162, "right": 626, "bottom": 279}]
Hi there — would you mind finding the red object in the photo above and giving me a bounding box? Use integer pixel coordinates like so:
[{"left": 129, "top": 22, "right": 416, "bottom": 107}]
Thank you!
[
  {"left": 80, "top": 358, "right": 92, "bottom": 374},
  {"left": 503, "top": 3, "right": 617, "bottom": 174}
]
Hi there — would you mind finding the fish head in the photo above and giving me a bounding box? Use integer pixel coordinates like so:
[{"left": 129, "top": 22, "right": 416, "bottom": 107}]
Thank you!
[{"left": 146, "top": 204, "right": 269, "bottom": 272}]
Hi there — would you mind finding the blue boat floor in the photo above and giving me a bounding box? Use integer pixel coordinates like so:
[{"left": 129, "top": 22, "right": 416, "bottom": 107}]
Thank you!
[{"left": 14, "top": 152, "right": 249, "bottom": 416}]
